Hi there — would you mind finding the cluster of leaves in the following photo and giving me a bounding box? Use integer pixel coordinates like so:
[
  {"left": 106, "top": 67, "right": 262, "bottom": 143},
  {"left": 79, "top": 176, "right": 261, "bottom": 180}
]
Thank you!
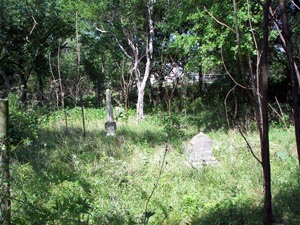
[{"left": 9, "top": 94, "right": 41, "bottom": 146}]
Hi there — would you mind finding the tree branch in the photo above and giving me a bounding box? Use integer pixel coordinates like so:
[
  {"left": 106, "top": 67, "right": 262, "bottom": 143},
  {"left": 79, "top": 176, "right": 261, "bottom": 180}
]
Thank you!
[
  {"left": 143, "top": 145, "right": 168, "bottom": 225},
  {"left": 95, "top": 27, "right": 108, "bottom": 33},
  {"left": 26, "top": 16, "right": 38, "bottom": 41},
  {"left": 238, "top": 126, "right": 262, "bottom": 165},
  {"left": 221, "top": 46, "right": 247, "bottom": 89},
  {"left": 292, "top": 0, "right": 300, "bottom": 11},
  {"left": 204, "top": 6, "right": 235, "bottom": 33},
  {"left": 224, "top": 85, "right": 237, "bottom": 129}
]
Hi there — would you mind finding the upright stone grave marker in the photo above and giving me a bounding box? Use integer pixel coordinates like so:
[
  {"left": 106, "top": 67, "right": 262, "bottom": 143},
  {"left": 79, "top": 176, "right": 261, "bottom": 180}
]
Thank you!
[
  {"left": 185, "top": 132, "right": 217, "bottom": 168},
  {"left": 105, "top": 89, "right": 116, "bottom": 136}
]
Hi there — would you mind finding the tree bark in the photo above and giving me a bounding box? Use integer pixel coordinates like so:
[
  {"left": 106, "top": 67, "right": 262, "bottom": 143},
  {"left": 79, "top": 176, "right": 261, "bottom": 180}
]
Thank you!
[
  {"left": 260, "top": 1, "right": 272, "bottom": 224},
  {"left": 198, "top": 65, "right": 203, "bottom": 97},
  {"left": 135, "top": 0, "right": 155, "bottom": 121},
  {"left": 97, "top": 59, "right": 105, "bottom": 108},
  {"left": 0, "top": 99, "right": 11, "bottom": 225},
  {"left": 18, "top": 71, "right": 27, "bottom": 106},
  {"left": 233, "top": 0, "right": 247, "bottom": 85},
  {"left": 279, "top": 0, "right": 300, "bottom": 166},
  {"left": 76, "top": 11, "right": 86, "bottom": 139},
  {"left": 137, "top": 88, "right": 145, "bottom": 121},
  {"left": 0, "top": 70, "right": 11, "bottom": 97},
  {"left": 35, "top": 58, "right": 45, "bottom": 106}
]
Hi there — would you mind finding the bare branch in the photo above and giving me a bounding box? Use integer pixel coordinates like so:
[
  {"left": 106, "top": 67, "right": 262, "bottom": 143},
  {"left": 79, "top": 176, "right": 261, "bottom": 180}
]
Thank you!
[
  {"left": 26, "top": 16, "right": 38, "bottom": 41},
  {"left": 238, "top": 127, "right": 262, "bottom": 165},
  {"left": 143, "top": 145, "right": 168, "bottom": 225},
  {"left": 247, "top": 0, "right": 259, "bottom": 51},
  {"left": 224, "top": 85, "right": 237, "bottom": 129},
  {"left": 97, "top": 21, "right": 133, "bottom": 61},
  {"left": 292, "top": 0, "right": 300, "bottom": 11},
  {"left": 96, "top": 27, "right": 108, "bottom": 33},
  {"left": 115, "top": 38, "right": 134, "bottom": 61},
  {"left": 268, "top": 98, "right": 288, "bottom": 131},
  {"left": 204, "top": 6, "right": 235, "bottom": 33},
  {"left": 221, "top": 46, "right": 247, "bottom": 89},
  {"left": 0, "top": 69, "right": 11, "bottom": 95},
  {"left": 269, "top": 6, "right": 300, "bottom": 87}
]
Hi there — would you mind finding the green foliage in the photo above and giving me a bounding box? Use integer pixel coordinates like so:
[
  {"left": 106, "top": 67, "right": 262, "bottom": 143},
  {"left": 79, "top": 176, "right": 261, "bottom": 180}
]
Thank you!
[
  {"left": 9, "top": 94, "right": 40, "bottom": 146},
  {"left": 185, "top": 94, "right": 228, "bottom": 131},
  {"left": 162, "top": 114, "right": 184, "bottom": 141}
]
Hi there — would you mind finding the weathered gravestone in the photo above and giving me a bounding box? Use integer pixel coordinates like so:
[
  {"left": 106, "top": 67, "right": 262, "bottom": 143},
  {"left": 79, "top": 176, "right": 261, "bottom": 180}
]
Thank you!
[
  {"left": 185, "top": 132, "right": 217, "bottom": 168},
  {"left": 104, "top": 89, "right": 116, "bottom": 136}
]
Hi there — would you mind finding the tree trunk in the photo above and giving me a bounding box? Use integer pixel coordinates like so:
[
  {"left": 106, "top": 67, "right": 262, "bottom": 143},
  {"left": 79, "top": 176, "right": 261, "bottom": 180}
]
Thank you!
[
  {"left": 135, "top": 0, "right": 155, "bottom": 121},
  {"left": 76, "top": 11, "right": 86, "bottom": 139},
  {"left": 292, "top": 0, "right": 300, "bottom": 15},
  {"left": 137, "top": 88, "right": 145, "bottom": 121},
  {"left": 0, "top": 69, "right": 11, "bottom": 97},
  {"left": 97, "top": 60, "right": 105, "bottom": 108},
  {"left": 233, "top": 0, "right": 246, "bottom": 84},
  {"left": 97, "top": 74, "right": 103, "bottom": 108},
  {"left": 279, "top": 0, "right": 300, "bottom": 166},
  {"left": 0, "top": 99, "right": 11, "bottom": 225},
  {"left": 198, "top": 65, "right": 203, "bottom": 97},
  {"left": 260, "top": 1, "right": 272, "bottom": 224},
  {"left": 18, "top": 71, "right": 27, "bottom": 105},
  {"left": 36, "top": 63, "right": 45, "bottom": 106}
]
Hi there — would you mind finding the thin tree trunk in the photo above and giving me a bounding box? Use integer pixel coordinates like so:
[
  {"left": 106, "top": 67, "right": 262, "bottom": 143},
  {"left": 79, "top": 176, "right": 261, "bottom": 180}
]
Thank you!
[
  {"left": 19, "top": 71, "right": 27, "bottom": 106},
  {"left": 48, "top": 53, "right": 60, "bottom": 109},
  {"left": 135, "top": 1, "right": 154, "bottom": 121},
  {"left": 37, "top": 72, "right": 44, "bottom": 105},
  {"left": 0, "top": 70, "right": 11, "bottom": 97},
  {"left": 233, "top": 0, "right": 247, "bottom": 85},
  {"left": 279, "top": 0, "right": 300, "bottom": 166},
  {"left": 57, "top": 42, "right": 68, "bottom": 131},
  {"left": 269, "top": 6, "right": 300, "bottom": 88},
  {"left": 121, "top": 60, "right": 131, "bottom": 112},
  {"left": 137, "top": 88, "right": 145, "bottom": 121},
  {"left": 0, "top": 99, "right": 11, "bottom": 225},
  {"left": 260, "top": 1, "right": 272, "bottom": 224},
  {"left": 97, "top": 58, "right": 105, "bottom": 108},
  {"left": 198, "top": 65, "right": 203, "bottom": 97},
  {"left": 36, "top": 61, "right": 45, "bottom": 105},
  {"left": 97, "top": 75, "right": 102, "bottom": 108},
  {"left": 76, "top": 12, "right": 86, "bottom": 139}
]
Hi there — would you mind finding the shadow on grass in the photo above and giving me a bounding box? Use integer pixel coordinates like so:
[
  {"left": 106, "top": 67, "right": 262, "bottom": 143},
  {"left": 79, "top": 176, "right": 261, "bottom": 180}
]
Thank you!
[
  {"left": 189, "top": 200, "right": 262, "bottom": 225},
  {"left": 12, "top": 125, "right": 163, "bottom": 224},
  {"left": 118, "top": 127, "right": 167, "bottom": 147},
  {"left": 272, "top": 175, "right": 300, "bottom": 225},
  {"left": 189, "top": 174, "right": 300, "bottom": 225},
  {"left": 13, "top": 122, "right": 168, "bottom": 163}
]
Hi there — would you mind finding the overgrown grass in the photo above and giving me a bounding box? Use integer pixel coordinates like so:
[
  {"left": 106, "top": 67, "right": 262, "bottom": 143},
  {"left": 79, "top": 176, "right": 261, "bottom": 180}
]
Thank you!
[{"left": 10, "top": 107, "right": 300, "bottom": 225}]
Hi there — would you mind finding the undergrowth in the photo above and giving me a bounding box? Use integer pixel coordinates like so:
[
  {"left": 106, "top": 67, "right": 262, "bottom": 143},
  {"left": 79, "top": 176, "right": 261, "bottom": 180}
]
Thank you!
[{"left": 9, "top": 105, "right": 300, "bottom": 225}]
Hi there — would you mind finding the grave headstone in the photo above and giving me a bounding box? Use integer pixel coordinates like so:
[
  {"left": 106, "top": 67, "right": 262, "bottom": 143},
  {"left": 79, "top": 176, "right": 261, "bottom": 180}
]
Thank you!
[
  {"left": 185, "top": 132, "right": 217, "bottom": 168},
  {"left": 104, "top": 89, "right": 116, "bottom": 136}
]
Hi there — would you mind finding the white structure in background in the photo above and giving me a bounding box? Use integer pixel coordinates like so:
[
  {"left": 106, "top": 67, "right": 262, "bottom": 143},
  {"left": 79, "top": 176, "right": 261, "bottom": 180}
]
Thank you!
[{"left": 150, "top": 63, "right": 224, "bottom": 87}]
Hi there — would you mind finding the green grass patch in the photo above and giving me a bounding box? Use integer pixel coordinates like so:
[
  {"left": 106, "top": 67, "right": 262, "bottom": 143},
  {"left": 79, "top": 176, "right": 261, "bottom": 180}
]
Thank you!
[{"left": 10, "top": 107, "right": 300, "bottom": 224}]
